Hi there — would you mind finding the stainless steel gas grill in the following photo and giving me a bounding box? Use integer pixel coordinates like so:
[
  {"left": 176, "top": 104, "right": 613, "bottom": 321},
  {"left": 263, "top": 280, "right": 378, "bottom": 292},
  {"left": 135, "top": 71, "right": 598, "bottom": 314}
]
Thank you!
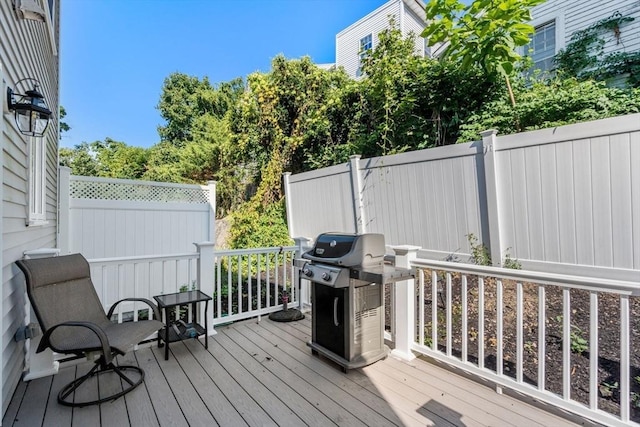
[{"left": 301, "top": 233, "right": 413, "bottom": 372}]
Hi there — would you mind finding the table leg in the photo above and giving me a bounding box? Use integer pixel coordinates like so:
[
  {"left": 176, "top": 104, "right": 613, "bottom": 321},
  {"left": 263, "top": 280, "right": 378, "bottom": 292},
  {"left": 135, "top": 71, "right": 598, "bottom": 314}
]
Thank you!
[
  {"left": 204, "top": 300, "right": 209, "bottom": 349},
  {"left": 164, "top": 308, "right": 170, "bottom": 360}
]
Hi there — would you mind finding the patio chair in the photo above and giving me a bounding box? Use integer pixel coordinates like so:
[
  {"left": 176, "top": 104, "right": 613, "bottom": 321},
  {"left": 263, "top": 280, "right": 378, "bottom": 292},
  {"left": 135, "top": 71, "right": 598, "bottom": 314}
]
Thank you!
[{"left": 16, "top": 253, "right": 164, "bottom": 407}]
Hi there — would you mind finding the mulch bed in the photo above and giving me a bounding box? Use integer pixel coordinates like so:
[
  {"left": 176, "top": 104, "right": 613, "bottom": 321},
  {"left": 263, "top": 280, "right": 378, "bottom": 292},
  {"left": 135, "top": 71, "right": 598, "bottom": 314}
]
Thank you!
[{"left": 385, "top": 273, "right": 640, "bottom": 422}]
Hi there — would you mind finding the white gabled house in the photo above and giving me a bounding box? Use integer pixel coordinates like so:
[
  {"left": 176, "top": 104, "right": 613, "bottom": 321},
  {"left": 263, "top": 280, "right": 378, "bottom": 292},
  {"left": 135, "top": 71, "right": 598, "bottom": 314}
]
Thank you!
[
  {"left": 335, "top": 0, "right": 427, "bottom": 78},
  {"left": 0, "top": 0, "right": 60, "bottom": 418}
]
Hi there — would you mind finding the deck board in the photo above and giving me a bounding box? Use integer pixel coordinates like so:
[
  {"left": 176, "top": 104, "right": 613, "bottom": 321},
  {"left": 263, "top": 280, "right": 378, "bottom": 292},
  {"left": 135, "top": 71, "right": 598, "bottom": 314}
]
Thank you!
[
  {"left": 42, "top": 365, "right": 74, "bottom": 427},
  {"left": 4, "top": 317, "right": 595, "bottom": 427},
  {"left": 236, "top": 322, "right": 403, "bottom": 427},
  {"left": 119, "top": 351, "right": 160, "bottom": 427}
]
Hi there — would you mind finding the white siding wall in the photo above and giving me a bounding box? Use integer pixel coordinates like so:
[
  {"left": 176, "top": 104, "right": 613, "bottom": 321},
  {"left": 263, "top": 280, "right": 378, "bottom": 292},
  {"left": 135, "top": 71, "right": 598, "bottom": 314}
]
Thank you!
[
  {"left": 402, "top": 2, "right": 426, "bottom": 56},
  {"left": 530, "top": 0, "right": 640, "bottom": 58},
  {"left": 1, "top": 0, "right": 60, "bottom": 417},
  {"left": 336, "top": 0, "right": 427, "bottom": 78}
]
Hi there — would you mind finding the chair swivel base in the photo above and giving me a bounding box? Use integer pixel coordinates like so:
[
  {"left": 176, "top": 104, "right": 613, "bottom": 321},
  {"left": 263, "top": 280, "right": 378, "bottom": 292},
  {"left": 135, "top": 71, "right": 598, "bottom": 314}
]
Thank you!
[{"left": 58, "top": 362, "right": 145, "bottom": 407}]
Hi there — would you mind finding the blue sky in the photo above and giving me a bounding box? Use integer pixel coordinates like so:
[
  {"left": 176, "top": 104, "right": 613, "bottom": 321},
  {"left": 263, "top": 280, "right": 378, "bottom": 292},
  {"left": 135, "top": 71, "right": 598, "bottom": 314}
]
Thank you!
[{"left": 60, "top": 0, "right": 392, "bottom": 149}]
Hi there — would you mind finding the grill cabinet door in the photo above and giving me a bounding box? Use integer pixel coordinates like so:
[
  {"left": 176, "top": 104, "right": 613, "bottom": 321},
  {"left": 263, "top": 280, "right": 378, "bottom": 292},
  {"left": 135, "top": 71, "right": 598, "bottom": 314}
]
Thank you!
[{"left": 313, "top": 283, "right": 346, "bottom": 358}]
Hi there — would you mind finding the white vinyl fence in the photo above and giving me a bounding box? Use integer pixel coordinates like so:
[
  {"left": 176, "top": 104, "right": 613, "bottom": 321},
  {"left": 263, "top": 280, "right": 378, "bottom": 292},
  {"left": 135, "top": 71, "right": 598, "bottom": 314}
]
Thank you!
[
  {"left": 285, "top": 114, "right": 640, "bottom": 281},
  {"left": 58, "top": 167, "right": 216, "bottom": 258}
]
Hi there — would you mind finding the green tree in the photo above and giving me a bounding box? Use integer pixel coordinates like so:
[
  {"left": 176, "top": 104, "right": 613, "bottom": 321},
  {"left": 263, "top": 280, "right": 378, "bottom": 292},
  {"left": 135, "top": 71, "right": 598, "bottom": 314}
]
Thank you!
[
  {"left": 59, "top": 142, "right": 99, "bottom": 176},
  {"left": 92, "top": 138, "right": 148, "bottom": 179},
  {"left": 422, "top": 0, "right": 545, "bottom": 107},
  {"left": 59, "top": 105, "right": 70, "bottom": 139},
  {"left": 232, "top": 55, "right": 352, "bottom": 206},
  {"left": 356, "top": 20, "right": 497, "bottom": 148},
  {"left": 157, "top": 73, "right": 244, "bottom": 146}
]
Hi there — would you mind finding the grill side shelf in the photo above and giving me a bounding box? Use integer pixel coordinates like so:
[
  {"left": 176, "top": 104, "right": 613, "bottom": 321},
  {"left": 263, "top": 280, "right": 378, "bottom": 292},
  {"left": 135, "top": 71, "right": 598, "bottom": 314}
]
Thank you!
[{"left": 349, "top": 265, "right": 414, "bottom": 284}]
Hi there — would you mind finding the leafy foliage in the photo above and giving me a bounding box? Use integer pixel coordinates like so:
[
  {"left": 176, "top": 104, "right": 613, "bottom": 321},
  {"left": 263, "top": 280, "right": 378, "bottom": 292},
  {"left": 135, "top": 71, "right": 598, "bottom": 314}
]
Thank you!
[
  {"left": 60, "top": 138, "right": 147, "bottom": 179},
  {"left": 422, "top": 0, "right": 545, "bottom": 109},
  {"left": 459, "top": 77, "right": 640, "bottom": 141},
  {"left": 59, "top": 105, "right": 70, "bottom": 138},
  {"left": 228, "top": 199, "right": 292, "bottom": 249},
  {"left": 422, "top": 0, "right": 544, "bottom": 77},
  {"left": 555, "top": 12, "right": 639, "bottom": 87}
]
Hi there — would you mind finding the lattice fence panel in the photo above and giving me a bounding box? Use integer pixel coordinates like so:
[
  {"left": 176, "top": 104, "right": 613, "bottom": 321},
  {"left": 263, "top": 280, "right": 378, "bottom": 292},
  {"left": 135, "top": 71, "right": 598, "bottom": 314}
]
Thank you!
[{"left": 70, "top": 179, "right": 210, "bottom": 203}]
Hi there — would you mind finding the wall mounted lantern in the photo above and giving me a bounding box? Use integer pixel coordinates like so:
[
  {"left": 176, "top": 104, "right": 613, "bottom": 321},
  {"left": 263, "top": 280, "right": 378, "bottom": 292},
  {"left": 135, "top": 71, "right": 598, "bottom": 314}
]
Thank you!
[{"left": 6, "top": 78, "right": 52, "bottom": 137}]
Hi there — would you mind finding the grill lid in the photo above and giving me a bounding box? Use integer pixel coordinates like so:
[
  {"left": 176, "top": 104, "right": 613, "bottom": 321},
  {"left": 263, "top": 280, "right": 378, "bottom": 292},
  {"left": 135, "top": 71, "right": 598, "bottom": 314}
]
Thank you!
[{"left": 302, "top": 233, "right": 385, "bottom": 267}]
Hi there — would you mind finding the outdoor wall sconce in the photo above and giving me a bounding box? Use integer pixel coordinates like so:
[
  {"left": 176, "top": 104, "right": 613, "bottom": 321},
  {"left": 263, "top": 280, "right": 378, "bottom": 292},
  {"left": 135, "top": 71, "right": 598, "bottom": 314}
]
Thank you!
[{"left": 6, "top": 78, "right": 52, "bottom": 137}]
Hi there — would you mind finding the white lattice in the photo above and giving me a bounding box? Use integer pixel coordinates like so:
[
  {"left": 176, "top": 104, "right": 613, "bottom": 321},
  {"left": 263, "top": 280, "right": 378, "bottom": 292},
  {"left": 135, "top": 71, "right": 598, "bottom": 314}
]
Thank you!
[{"left": 70, "top": 178, "right": 211, "bottom": 203}]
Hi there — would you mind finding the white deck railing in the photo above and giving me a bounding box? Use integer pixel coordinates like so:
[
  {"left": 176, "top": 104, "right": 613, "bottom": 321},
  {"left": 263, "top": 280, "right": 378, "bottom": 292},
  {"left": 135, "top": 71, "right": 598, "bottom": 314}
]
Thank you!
[
  {"left": 390, "top": 250, "right": 639, "bottom": 427},
  {"left": 88, "top": 242, "right": 307, "bottom": 332},
  {"left": 209, "top": 246, "right": 299, "bottom": 325},
  {"left": 88, "top": 253, "right": 199, "bottom": 323},
  {"left": 85, "top": 242, "right": 639, "bottom": 426}
]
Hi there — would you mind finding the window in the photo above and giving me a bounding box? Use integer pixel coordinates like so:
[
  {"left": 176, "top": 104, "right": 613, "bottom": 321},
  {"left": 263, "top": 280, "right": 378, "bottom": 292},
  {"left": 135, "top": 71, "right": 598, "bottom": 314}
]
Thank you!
[
  {"left": 356, "top": 34, "right": 373, "bottom": 77},
  {"left": 525, "top": 20, "right": 556, "bottom": 73},
  {"left": 28, "top": 137, "right": 47, "bottom": 225}
]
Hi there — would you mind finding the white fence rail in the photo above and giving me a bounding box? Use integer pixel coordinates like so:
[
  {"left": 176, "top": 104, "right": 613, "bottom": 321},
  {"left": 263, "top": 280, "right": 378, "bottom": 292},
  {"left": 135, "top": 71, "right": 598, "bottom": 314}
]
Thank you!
[
  {"left": 393, "top": 256, "right": 640, "bottom": 427},
  {"left": 285, "top": 114, "right": 640, "bottom": 281}
]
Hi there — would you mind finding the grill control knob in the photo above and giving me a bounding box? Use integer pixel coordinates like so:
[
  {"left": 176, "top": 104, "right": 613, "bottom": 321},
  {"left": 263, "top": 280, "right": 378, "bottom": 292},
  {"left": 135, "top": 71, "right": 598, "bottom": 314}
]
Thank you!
[
  {"left": 302, "top": 268, "right": 313, "bottom": 278},
  {"left": 321, "top": 272, "right": 331, "bottom": 281}
]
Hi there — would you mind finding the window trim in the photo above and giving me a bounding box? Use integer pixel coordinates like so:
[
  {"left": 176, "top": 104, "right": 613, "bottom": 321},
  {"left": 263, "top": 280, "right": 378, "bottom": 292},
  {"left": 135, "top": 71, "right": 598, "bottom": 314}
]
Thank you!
[
  {"left": 357, "top": 33, "right": 373, "bottom": 77},
  {"left": 27, "top": 136, "right": 48, "bottom": 226},
  {"left": 42, "top": 0, "right": 58, "bottom": 56}
]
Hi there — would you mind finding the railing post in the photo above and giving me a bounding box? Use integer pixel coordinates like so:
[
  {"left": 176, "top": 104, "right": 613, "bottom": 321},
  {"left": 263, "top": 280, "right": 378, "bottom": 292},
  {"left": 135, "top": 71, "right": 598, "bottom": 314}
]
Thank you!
[
  {"left": 349, "top": 155, "right": 367, "bottom": 234},
  {"left": 480, "top": 130, "right": 503, "bottom": 266},
  {"left": 195, "top": 242, "right": 216, "bottom": 336},
  {"left": 391, "top": 245, "right": 420, "bottom": 361},
  {"left": 58, "top": 166, "right": 71, "bottom": 254},
  {"left": 21, "top": 249, "right": 61, "bottom": 381},
  {"left": 283, "top": 172, "right": 296, "bottom": 239},
  {"left": 206, "top": 181, "right": 216, "bottom": 242},
  {"left": 293, "top": 237, "right": 311, "bottom": 310}
]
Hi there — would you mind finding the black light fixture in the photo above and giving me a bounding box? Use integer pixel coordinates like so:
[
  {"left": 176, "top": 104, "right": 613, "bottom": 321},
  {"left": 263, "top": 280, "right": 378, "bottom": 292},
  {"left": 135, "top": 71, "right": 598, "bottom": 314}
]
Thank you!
[{"left": 6, "top": 78, "right": 52, "bottom": 137}]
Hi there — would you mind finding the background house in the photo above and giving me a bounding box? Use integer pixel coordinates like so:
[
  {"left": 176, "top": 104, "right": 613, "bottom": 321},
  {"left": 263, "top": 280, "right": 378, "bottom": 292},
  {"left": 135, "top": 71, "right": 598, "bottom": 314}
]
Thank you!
[
  {"left": 335, "top": 0, "right": 427, "bottom": 78},
  {"left": 1, "top": 0, "right": 60, "bottom": 417},
  {"left": 526, "top": 0, "right": 640, "bottom": 74},
  {"left": 334, "top": 0, "right": 640, "bottom": 81}
]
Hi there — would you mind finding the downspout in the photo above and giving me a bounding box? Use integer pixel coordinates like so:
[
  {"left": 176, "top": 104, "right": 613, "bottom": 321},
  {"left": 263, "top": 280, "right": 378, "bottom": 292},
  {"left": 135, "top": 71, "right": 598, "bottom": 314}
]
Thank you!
[{"left": 399, "top": 0, "right": 405, "bottom": 34}]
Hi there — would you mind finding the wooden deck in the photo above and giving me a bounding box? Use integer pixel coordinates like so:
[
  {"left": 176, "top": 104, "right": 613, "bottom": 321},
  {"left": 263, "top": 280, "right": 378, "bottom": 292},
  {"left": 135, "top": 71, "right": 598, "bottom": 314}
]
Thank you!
[{"left": 4, "top": 316, "right": 595, "bottom": 427}]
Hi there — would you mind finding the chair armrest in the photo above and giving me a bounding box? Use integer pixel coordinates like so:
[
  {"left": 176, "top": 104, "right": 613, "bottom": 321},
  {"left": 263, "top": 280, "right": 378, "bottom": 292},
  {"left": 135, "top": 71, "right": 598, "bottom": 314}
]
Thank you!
[
  {"left": 39, "top": 321, "right": 113, "bottom": 365},
  {"left": 107, "top": 298, "right": 161, "bottom": 322}
]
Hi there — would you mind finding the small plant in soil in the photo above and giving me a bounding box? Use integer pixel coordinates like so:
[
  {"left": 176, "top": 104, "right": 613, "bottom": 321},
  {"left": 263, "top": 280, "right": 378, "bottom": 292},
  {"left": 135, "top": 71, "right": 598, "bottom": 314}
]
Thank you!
[
  {"left": 555, "top": 315, "right": 589, "bottom": 354},
  {"left": 599, "top": 381, "right": 619, "bottom": 398}
]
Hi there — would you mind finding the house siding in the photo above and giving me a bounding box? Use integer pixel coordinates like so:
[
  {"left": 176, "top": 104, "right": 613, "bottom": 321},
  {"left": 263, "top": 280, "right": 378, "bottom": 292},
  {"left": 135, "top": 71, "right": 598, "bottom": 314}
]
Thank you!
[
  {"left": 402, "top": 2, "right": 426, "bottom": 56},
  {"left": 1, "top": 0, "right": 60, "bottom": 417},
  {"left": 336, "top": 0, "right": 427, "bottom": 78},
  {"left": 530, "top": 0, "right": 640, "bottom": 59}
]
